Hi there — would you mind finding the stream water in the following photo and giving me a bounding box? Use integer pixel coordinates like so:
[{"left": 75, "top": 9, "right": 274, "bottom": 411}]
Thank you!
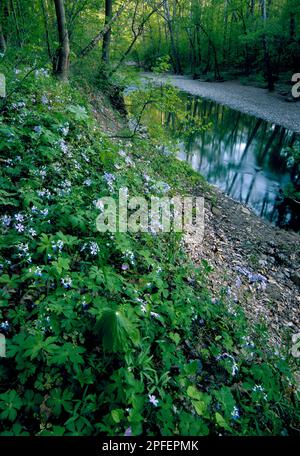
[{"left": 140, "top": 92, "right": 300, "bottom": 231}]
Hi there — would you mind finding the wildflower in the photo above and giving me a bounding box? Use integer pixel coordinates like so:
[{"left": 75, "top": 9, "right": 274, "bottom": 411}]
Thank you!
[
  {"left": 61, "top": 277, "right": 72, "bottom": 289},
  {"left": 90, "top": 242, "right": 99, "bottom": 256},
  {"left": 15, "top": 223, "right": 25, "bottom": 233},
  {"left": 84, "top": 178, "right": 92, "bottom": 187},
  {"left": 57, "top": 240, "right": 64, "bottom": 251},
  {"left": 121, "top": 263, "right": 129, "bottom": 271},
  {"left": 1, "top": 215, "right": 11, "bottom": 227},
  {"left": 59, "top": 123, "right": 69, "bottom": 136},
  {"left": 253, "top": 384, "right": 264, "bottom": 392},
  {"left": 82, "top": 299, "right": 89, "bottom": 311},
  {"left": 216, "top": 353, "right": 239, "bottom": 376},
  {"left": 56, "top": 179, "right": 72, "bottom": 196},
  {"left": 17, "top": 243, "right": 29, "bottom": 253},
  {"left": 0, "top": 321, "right": 10, "bottom": 332},
  {"left": 125, "top": 156, "right": 134, "bottom": 166},
  {"left": 37, "top": 189, "right": 51, "bottom": 199},
  {"left": 231, "top": 406, "right": 240, "bottom": 420},
  {"left": 52, "top": 240, "right": 64, "bottom": 252},
  {"left": 33, "top": 125, "right": 42, "bottom": 135},
  {"left": 40, "top": 208, "right": 49, "bottom": 217},
  {"left": 34, "top": 267, "right": 43, "bottom": 277},
  {"left": 123, "top": 250, "right": 135, "bottom": 265},
  {"left": 73, "top": 160, "right": 81, "bottom": 170},
  {"left": 124, "top": 427, "right": 132, "bottom": 437},
  {"left": 41, "top": 95, "right": 49, "bottom": 105},
  {"left": 15, "top": 213, "right": 24, "bottom": 222},
  {"left": 80, "top": 152, "right": 88, "bottom": 162},
  {"left": 148, "top": 394, "right": 159, "bottom": 407},
  {"left": 103, "top": 172, "right": 116, "bottom": 192},
  {"left": 35, "top": 68, "right": 49, "bottom": 78},
  {"left": 252, "top": 384, "right": 268, "bottom": 401},
  {"left": 59, "top": 139, "right": 69, "bottom": 154},
  {"left": 150, "top": 311, "right": 160, "bottom": 319}
]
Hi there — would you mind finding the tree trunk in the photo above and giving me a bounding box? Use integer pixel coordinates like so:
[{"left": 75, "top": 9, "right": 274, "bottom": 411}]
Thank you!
[
  {"left": 10, "top": 0, "right": 21, "bottom": 46},
  {"left": 41, "top": 0, "right": 52, "bottom": 60},
  {"left": 261, "top": 0, "right": 274, "bottom": 91},
  {"left": 163, "top": 0, "right": 182, "bottom": 74},
  {"left": 0, "top": 24, "right": 6, "bottom": 54},
  {"left": 102, "top": 0, "right": 112, "bottom": 64},
  {"left": 53, "top": 0, "right": 70, "bottom": 81}
]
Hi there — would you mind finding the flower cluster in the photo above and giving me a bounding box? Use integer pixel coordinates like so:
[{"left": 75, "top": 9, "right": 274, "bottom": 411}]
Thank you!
[
  {"left": 58, "top": 122, "right": 69, "bottom": 137},
  {"left": 103, "top": 172, "right": 116, "bottom": 192},
  {"left": 216, "top": 353, "right": 239, "bottom": 376},
  {"left": 61, "top": 277, "right": 72, "bottom": 289},
  {"left": 148, "top": 394, "right": 159, "bottom": 407},
  {"left": 51, "top": 240, "right": 64, "bottom": 252},
  {"left": 17, "top": 243, "right": 32, "bottom": 264},
  {"left": 123, "top": 250, "right": 135, "bottom": 265}
]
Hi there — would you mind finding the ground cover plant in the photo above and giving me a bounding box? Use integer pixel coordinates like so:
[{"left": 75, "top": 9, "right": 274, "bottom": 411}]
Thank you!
[{"left": 0, "top": 65, "right": 299, "bottom": 436}]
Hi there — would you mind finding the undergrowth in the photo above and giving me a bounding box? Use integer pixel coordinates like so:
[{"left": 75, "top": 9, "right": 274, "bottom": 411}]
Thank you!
[{"left": 0, "top": 65, "right": 299, "bottom": 436}]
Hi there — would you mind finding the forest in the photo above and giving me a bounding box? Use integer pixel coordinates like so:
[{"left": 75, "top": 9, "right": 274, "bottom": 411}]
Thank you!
[{"left": 0, "top": 0, "right": 299, "bottom": 441}]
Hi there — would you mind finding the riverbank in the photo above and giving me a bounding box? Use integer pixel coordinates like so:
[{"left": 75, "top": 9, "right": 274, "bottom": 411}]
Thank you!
[
  {"left": 185, "top": 182, "right": 300, "bottom": 345},
  {"left": 142, "top": 72, "right": 300, "bottom": 134}
]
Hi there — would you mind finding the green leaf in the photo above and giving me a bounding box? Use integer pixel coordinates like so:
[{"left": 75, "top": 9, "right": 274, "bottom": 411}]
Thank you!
[
  {"left": 66, "top": 104, "right": 89, "bottom": 121},
  {"left": 0, "top": 390, "right": 22, "bottom": 421},
  {"left": 215, "top": 412, "right": 231, "bottom": 431},
  {"left": 111, "top": 409, "right": 124, "bottom": 424}
]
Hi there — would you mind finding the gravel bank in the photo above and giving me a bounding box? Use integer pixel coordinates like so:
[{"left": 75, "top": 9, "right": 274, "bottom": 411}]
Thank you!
[
  {"left": 142, "top": 73, "right": 300, "bottom": 134},
  {"left": 184, "top": 184, "right": 300, "bottom": 345}
]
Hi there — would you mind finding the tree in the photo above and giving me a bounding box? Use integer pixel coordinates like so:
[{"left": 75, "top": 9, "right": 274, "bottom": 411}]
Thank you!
[
  {"left": 0, "top": 23, "right": 6, "bottom": 55},
  {"left": 102, "top": 0, "right": 113, "bottom": 65},
  {"left": 53, "top": 0, "right": 70, "bottom": 81},
  {"left": 261, "top": 0, "right": 274, "bottom": 91}
]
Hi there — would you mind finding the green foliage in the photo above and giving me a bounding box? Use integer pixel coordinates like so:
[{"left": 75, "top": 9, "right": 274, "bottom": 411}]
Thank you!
[{"left": 0, "top": 67, "right": 299, "bottom": 437}]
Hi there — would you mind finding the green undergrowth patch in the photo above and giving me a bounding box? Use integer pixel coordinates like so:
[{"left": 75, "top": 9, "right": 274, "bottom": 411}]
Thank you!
[{"left": 0, "top": 66, "right": 299, "bottom": 436}]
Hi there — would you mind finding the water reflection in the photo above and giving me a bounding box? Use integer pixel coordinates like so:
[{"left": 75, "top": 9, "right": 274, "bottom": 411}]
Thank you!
[{"left": 147, "top": 93, "right": 299, "bottom": 230}]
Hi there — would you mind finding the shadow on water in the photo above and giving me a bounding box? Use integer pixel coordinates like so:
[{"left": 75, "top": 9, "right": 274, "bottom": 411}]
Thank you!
[{"left": 145, "top": 92, "right": 300, "bottom": 231}]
